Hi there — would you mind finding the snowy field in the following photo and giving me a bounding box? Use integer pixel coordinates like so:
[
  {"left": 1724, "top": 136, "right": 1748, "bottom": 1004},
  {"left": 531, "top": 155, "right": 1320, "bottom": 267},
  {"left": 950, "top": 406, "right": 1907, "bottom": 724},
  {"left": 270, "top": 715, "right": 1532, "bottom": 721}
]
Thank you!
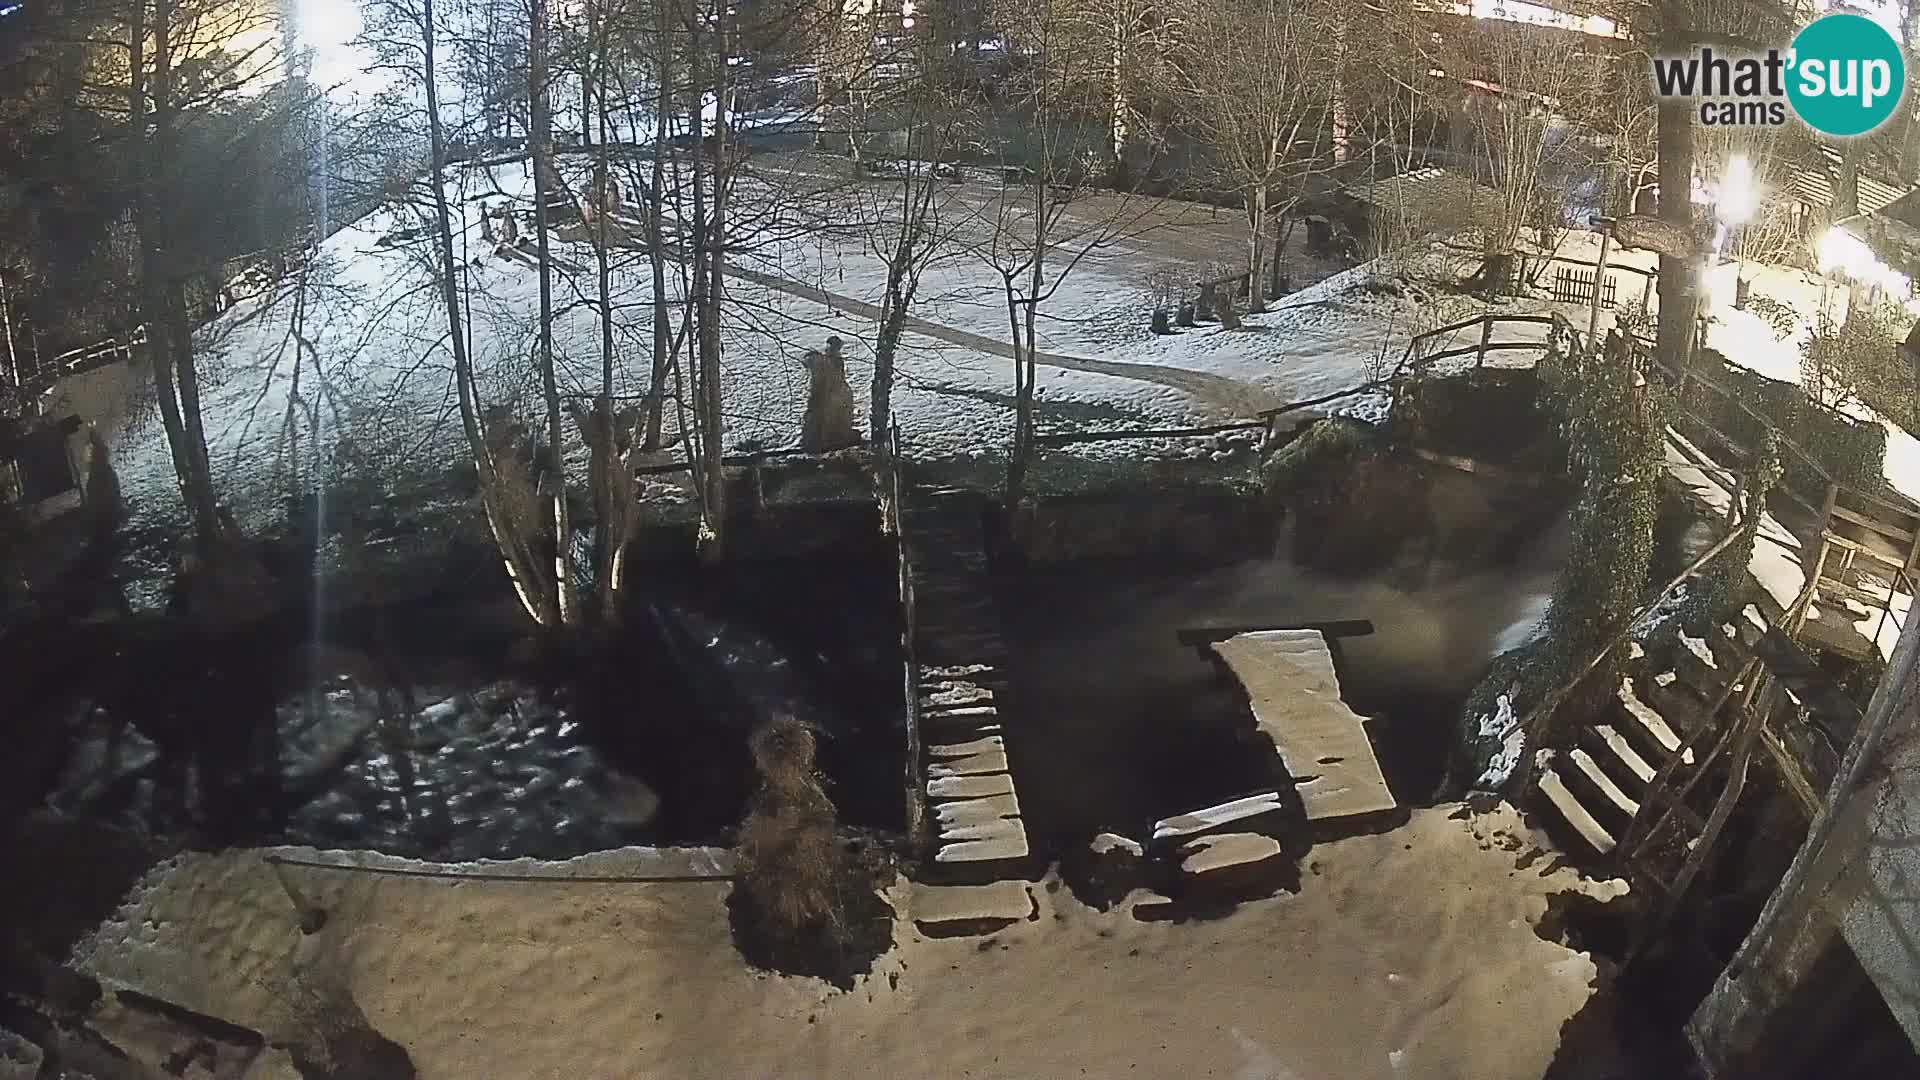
[
  {"left": 75, "top": 802, "right": 1624, "bottom": 1080},
  {"left": 88, "top": 156, "right": 1380, "bottom": 538}
]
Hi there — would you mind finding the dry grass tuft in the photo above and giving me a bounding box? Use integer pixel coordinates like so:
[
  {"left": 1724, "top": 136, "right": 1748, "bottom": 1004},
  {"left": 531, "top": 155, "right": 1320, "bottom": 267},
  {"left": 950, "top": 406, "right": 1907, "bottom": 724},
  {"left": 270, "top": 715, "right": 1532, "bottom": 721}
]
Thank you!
[{"left": 738, "top": 718, "right": 845, "bottom": 941}]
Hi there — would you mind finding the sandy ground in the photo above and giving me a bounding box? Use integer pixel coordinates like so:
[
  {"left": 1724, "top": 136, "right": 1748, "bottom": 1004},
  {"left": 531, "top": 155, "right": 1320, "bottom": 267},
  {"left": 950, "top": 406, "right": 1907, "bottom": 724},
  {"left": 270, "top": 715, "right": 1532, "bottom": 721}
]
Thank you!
[{"left": 75, "top": 803, "right": 1623, "bottom": 1080}]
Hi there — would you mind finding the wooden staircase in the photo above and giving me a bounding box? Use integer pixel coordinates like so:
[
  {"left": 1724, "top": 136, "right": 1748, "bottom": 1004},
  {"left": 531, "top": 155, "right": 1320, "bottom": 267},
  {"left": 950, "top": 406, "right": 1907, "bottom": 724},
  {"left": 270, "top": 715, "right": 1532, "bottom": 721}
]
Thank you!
[
  {"left": 901, "top": 483, "right": 1032, "bottom": 881},
  {"left": 1535, "top": 671, "right": 1694, "bottom": 857}
]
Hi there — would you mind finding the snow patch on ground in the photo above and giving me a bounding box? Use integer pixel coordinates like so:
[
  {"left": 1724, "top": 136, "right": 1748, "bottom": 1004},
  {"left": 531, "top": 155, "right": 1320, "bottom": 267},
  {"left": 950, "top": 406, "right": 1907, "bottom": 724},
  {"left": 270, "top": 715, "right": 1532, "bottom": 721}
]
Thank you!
[
  {"left": 1474, "top": 694, "right": 1525, "bottom": 789},
  {"left": 72, "top": 804, "right": 1620, "bottom": 1080}
]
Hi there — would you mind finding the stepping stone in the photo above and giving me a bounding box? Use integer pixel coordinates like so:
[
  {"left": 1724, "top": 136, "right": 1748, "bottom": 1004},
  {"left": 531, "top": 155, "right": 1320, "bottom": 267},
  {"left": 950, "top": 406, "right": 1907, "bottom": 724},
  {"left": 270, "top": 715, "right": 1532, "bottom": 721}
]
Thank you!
[
  {"left": 929, "top": 735, "right": 1003, "bottom": 758},
  {"left": 1539, "top": 756, "right": 1616, "bottom": 855},
  {"left": 927, "top": 747, "right": 1010, "bottom": 778},
  {"left": 935, "top": 791, "right": 1022, "bottom": 825},
  {"left": 1178, "top": 832, "right": 1284, "bottom": 875},
  {"left": 924, "top": 685, "right": 994, "bottom": 708},
  {"left": 935, "top": 830, "right": 1030, "bottom": 864},
  {"left": 928, "top": 773, "right": 1015, "bottom": 800},
  {"left": 923, "top": 704, "right": 997, "bottom": 721},
  {"left": 912, "top": 881, "right": 1036, "bottom": 937}
]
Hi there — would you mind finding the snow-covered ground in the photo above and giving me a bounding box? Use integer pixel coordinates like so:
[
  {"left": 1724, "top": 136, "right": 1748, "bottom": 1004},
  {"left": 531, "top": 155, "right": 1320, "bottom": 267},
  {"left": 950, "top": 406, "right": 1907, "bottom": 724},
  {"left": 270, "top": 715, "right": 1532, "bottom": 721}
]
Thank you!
[
  {"left": 94, "top": 158, "right": 1368, "bottom": 538},
  {"left": 74, "top": 802, "right": 1625, "bottom": 1080}
]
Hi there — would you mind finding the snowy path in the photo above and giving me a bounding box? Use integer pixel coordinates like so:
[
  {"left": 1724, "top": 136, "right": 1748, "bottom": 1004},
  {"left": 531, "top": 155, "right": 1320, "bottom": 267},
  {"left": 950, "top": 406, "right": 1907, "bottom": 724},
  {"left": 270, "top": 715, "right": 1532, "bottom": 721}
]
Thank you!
[{"left": 725, "top": 260, "right": 1285, "bottom": 417}]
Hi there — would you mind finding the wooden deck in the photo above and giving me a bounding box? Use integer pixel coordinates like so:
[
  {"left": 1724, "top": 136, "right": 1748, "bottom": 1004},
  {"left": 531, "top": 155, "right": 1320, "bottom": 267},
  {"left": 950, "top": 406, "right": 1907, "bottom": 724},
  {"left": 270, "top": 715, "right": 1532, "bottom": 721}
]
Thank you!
[{"left": 1209, "top": 630, "right": 1398, "bottom": 824}]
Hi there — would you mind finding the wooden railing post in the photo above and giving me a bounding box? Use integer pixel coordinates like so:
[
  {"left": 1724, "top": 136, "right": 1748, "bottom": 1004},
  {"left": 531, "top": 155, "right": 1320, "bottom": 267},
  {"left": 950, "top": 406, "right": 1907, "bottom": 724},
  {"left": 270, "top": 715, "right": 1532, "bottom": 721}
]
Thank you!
[
  {"left": 1819, "top": 481, "right": 1839, "bottom": 537},
  {"left": 1476, "top": 317, "right": 1493, "bottom": 369}
]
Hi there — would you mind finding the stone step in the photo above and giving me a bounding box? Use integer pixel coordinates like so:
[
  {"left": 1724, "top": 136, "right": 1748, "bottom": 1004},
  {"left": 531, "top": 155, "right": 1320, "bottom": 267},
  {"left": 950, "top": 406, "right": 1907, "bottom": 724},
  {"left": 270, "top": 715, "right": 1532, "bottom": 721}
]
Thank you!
[
  {"left": 934, "top": 827, "right": 1030, "bottom": 864},
  {"left": 911, "top": 881, "right": 1036, "bottom": 937},
  {"left": 927, "top": 772, "right": 1015, "bottom": 800},
  {"left": 1539, "top": 758, "right": 1617, "bottom": 855},
  {"left": 928, "top": 734, "right": 1004, "bottom": 758},
  {"left": 927, "top": 746, "right": 1010, "bottom": 778},
  {"left": 933, "top": 790, "right": 1021, "bottom": 824}
]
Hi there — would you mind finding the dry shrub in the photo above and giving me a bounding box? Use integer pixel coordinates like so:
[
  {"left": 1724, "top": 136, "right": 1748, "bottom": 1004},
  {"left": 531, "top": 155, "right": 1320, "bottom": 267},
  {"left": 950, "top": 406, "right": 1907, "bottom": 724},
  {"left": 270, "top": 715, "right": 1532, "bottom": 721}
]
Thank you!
[{"left": 738, "top": 718, "right": 845, "bottom": 940}]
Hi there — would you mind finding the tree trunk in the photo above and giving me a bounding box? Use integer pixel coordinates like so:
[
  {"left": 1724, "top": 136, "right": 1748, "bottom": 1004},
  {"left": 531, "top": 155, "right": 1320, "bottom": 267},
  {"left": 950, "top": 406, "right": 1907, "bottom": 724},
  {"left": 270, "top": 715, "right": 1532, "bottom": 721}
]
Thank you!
[
  {"left": 530, "top": 0, "right": 573, "bottom": 625},
  {"left": 591, "top": 6, "right": 620, "bottom": 616},
  {"left": 137, "top": 0, "right": 222, "bottom": 551},
  {"left": 1654, "top": 3, "right": 1698, "bottom": 380},
  {"left": 643, "top": 1, "right": 673, "bottom": 450},
  {"left": 425, "top": 0, "right": 554, "bottom": 626},
  {"left": 1246, "top": 186, "right": 1268, "bottom": 314},
  {"left": 1107, "top": 6, "right": 1131, "bottom": 189},
  {"left": 699, "top": 0, "right": 731, "bottom": 561}
]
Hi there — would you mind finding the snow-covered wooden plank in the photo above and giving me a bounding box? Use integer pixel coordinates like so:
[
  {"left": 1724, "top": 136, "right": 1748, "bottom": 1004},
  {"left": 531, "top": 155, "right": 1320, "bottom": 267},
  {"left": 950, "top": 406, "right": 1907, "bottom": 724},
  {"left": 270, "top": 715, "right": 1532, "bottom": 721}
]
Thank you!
[
  {"left": 923, "top": 685, "right": 994, "bottom": 708},
  {"left": 933, "top": 791, "right": 1021, "bottom": 823},
  {"left": 927, "top": 747, "right": 1011, "bottom": 778},
  {"left": 928, "top": 772, "right": 1015, "bottom": 800},
  {"left": 1617, "top": 679, "right": 1683, "bottom": 754},
  {"left": 1211, "top": 631, "right": 1397, "bottom": 822},
  {"left": 1539, "top": 762, "right": 1616, "bottom": 855},
  {"left": 912, "top": 881, "right": 1034, "bottom": 925},
  {"left": 1569, "top": 748, "right": 1641, "bottom": 818},
  {"left": 934, "top": 830, "right": 1030, "bottom": 863},
  {"left": 1152, "top": 792, "right": 1284, "bottom": 841},
  {"left": 937, "top": 818, "right": 1027, "bottom": 842},
  {"left": 1178, "top": 833, "right": 1284, "bottom": 875},
  {"left": 1592, "top": 724, "right": 1655, "bottom": 785},
  {"left": 928, "top": 735, "right": 1004, "bottom": 758}
]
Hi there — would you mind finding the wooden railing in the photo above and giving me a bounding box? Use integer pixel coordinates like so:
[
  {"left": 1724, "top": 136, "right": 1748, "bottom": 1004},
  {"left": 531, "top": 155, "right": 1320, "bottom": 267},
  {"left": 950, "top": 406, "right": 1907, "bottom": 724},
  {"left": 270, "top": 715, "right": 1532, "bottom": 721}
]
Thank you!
[
  {"left": 879, "top": 419, "right": 926, "bottom": 851},
  {"left": 18, "top": 327, "right": 147, "bottom": 392}
]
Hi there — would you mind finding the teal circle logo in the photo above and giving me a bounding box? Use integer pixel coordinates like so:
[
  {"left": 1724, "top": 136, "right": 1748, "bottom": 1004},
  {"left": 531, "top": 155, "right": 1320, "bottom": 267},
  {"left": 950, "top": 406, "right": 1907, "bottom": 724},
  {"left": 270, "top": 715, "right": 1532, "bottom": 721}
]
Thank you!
[{"left": 1787, "top": 13, "right": 1906, "bottom": 137}]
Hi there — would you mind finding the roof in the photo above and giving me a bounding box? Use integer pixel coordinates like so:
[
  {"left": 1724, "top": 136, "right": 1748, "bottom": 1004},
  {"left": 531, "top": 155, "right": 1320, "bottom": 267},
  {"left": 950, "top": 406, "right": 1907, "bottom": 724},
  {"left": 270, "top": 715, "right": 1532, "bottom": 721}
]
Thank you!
[
  {"left": 1786, "top": 151, "right": 1907, "bottom": 217},
  {"left": 1337, "top": 166, "right": 1501, "bottom": 213}
]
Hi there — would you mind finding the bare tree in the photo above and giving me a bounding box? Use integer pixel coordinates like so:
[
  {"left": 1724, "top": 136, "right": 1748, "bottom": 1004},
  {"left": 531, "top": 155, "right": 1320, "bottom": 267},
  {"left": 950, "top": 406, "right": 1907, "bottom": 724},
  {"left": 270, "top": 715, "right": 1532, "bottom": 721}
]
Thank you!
[
  {"left": 1175, "top": 0, "right": 1337, "bottom": 314},
  {"left": 361, "top": 0, "right": 561, "bottom": 627},
  {"left": 1445, "top": 20, "right": 1599, "bottom": 295},
  {"left": 978, "top": 0, "right": 1150, "bottom": 505}
]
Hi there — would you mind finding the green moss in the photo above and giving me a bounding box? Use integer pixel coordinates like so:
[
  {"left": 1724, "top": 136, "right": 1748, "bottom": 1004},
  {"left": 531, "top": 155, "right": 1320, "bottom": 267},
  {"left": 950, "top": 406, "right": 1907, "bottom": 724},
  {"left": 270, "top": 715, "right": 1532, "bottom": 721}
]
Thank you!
[
  {"left": 1456, "top": 334, "right": 1664, "bottom": 788},
  {"left": 1261, "top": 418, "right": 1378, "bottom": 497}
]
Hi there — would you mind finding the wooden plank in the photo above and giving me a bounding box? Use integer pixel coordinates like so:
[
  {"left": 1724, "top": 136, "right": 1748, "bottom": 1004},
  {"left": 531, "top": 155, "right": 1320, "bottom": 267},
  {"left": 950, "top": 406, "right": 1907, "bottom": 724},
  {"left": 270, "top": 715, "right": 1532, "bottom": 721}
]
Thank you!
[
  {"left": 934, "top": 791, "right": 1022, "bottom": 824},
  {"left": 1151, "top": 791, "right": 1285, "bottom": 841},
  {"left": 1570, "top": 748, "right": 1642, "bottom": 818},
  {"left": 927, "top": 773, "right": 1014, "bottom": 800},
  {"left": 1540, "top": 763, "right": 1617, "bottom": 854},
  {"left": 1211, "top": 632, "right": 1398, "bottom": 823},
  {"left": 1617, "top": 679, "right": 1684, "bottom": 754},
  {"left": 1829, "top": 504, "right": 1916, "bottom": 544},
  {"left": 1593, "top": 724, "right": 1656, "bottom": 785}
]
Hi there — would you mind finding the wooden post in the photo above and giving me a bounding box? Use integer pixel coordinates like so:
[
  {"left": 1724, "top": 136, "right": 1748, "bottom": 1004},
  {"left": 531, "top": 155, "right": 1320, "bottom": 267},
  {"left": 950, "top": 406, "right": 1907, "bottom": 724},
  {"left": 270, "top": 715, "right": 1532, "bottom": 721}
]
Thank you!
[
  {"left": 1476, "top": 317, "right": 1493, "bottom": 369},
  {"left": 1589, "top": 218, "right": 1615, "bottom": 342},
  {"left": 1727, "top": 472, "right": 1744, "bottom": 531},
  {"left": 1819, "top": 481, "right": 1839, "bottom": 538}
]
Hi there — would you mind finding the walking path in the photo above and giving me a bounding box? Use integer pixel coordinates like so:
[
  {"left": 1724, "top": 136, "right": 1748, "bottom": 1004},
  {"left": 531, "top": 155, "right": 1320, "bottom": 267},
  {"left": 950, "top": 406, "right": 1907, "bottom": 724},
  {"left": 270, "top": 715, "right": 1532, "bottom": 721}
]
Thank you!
[{"left": 726, "top": 262, "right": 1285, "bottom": 417}]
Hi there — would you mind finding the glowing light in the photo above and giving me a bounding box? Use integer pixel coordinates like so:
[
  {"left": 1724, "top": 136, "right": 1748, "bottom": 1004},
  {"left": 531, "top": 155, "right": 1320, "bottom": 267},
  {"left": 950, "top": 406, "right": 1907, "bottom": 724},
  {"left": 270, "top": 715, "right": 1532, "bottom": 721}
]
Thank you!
[
  {"left": 1818, "top": 226, "right": 1913, "bottom": 299},
  {"left": 1716, "top": 154, "right": 1757, "bottom": 227}
]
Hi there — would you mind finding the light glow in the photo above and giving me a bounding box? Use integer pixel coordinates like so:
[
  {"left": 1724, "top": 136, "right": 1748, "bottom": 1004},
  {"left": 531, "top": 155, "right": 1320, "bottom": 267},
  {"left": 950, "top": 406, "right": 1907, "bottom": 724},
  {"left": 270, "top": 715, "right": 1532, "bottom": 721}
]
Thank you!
[{"left": 1818, "top": 226, "right": 1914, "bottom": 300}]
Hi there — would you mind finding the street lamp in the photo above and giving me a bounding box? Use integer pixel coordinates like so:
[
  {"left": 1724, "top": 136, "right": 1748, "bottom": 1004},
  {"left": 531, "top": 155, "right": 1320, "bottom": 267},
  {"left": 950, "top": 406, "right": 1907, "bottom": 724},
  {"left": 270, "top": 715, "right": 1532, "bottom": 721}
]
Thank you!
[{"left": 1715, "top": 153, "right": 1757, "bottom": 309}]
